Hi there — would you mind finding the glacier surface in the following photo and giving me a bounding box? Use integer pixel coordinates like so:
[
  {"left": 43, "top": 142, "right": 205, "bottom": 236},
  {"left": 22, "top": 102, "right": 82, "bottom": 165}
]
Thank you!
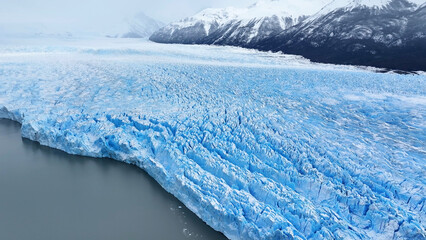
[{"left": 0, "top": 37, "right": 425, "bottom": 240}]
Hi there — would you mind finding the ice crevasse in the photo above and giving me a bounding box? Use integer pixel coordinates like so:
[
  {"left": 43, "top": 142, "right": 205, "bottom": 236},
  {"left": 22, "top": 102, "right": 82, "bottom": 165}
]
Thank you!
[{"left": 0, "top": 40, "right": 425, "bottom": 239}]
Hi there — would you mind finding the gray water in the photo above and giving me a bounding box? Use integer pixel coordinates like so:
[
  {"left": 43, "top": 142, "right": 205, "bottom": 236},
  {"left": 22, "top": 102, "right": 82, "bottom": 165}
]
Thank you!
[{"left": 0, "top": 119, "right": 227, "bottom": 240}]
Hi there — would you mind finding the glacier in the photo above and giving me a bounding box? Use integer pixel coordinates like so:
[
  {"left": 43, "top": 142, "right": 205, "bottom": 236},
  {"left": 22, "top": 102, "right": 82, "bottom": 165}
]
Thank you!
[{"left": 0, "top": 37, "right": 425, "bottom": 240}]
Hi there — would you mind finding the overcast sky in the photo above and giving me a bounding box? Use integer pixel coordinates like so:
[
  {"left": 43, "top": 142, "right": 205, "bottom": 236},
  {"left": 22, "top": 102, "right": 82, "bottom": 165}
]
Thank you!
[
  {"left": 1, "top": 0, "right": 423, "bottom": 35},
  {"left": 0, "top": 0, "right": 259, "bottom": 34}
]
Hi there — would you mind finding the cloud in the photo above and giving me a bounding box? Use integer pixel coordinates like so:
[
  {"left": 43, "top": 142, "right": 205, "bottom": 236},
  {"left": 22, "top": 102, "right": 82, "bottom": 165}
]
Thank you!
[
  {"left": 1, "top": 0, "right": 423, "bottom": 35},
  {"left": 0, "top": 0, "right": 254, "bottom": 28}
]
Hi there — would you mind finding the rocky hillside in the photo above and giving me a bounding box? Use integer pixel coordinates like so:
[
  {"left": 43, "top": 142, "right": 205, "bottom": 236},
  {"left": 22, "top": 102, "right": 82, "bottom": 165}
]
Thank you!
[{"left": 150, "top": 0, "right": 426, "bottom": 71}]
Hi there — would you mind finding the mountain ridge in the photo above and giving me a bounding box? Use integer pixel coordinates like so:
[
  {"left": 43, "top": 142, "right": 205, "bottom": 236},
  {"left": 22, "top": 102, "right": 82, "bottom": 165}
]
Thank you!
[
  {"left": 256, "top": 0, "right": 425, "bottom": 71},
  {"left": 150, "top": 0, "right": 313, "bottom": 45},
  {"left": 150, "top": 0, "right": 426, "bottom": 71}
]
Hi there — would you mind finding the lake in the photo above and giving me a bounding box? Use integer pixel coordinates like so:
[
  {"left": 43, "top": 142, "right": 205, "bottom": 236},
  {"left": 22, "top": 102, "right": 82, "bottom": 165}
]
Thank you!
[{"left": 0, "top": 119, "right": 226, "bottom": 240}]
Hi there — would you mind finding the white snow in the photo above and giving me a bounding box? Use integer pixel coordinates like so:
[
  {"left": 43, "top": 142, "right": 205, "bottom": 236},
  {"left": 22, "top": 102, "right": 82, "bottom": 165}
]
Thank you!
[
  {"left": 0, "top": 37, "right": 425, "bottom": 240},
  {"left": 314, "top": 0, "right": 423, "bottom": 17},
  {"left": 166, "top": 0, "right": 326, "bottom": 36}
]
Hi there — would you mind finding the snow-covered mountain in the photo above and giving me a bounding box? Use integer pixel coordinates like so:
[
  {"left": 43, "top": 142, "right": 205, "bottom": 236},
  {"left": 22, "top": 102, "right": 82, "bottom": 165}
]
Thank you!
[
  {"left": 276, "top": 0, "right": 421, "bottom": 47},
  {"left": 108, "top": 12, "right": 164, "bottom": 38},
  {"left": 257, "top": 0, "right": 426, "bottom": 71},
  {"left": 150, "top": 0, "right": 318, "bottom": 46},
  {"left": 150, "top": 0, "right": 426, "bottom": 71}
]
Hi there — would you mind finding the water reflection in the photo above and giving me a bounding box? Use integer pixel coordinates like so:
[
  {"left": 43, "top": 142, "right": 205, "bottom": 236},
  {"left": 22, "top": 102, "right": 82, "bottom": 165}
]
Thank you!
[{"left": 0, "top": 119, "right": 227, "bottom": 240}]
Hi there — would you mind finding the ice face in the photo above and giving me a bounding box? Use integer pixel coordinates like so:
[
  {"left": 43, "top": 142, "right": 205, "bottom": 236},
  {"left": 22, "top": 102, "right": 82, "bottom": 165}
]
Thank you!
[{"left": 0, "top": 37, "right": 425, "bottom": 240}]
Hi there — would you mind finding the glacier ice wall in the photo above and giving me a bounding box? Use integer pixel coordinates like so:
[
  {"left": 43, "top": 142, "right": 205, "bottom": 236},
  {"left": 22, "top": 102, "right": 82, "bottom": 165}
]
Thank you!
[{"left": 0, "top": 38, "right": 425, "bottom": 240}]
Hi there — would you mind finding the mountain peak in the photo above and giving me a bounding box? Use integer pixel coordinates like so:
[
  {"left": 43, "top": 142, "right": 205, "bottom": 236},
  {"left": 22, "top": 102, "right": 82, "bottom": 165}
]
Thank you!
[
  {"left": 182, "top": 0, "right": 329, "bottom": 25},
  {"left": 151, "top": 0, "right": 313, "bottom": 44},
  {"left": 318, "top": 0, "right": 419, "bottom": 13},
  {"left": 107, "top": 12, "right": 164, "bottom": 38}
]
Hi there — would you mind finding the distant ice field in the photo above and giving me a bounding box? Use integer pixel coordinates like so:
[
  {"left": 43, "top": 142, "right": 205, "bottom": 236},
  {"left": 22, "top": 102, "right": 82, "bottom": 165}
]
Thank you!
[{"left": 0, "top": 37, "right": 425, "bottom": 240}]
